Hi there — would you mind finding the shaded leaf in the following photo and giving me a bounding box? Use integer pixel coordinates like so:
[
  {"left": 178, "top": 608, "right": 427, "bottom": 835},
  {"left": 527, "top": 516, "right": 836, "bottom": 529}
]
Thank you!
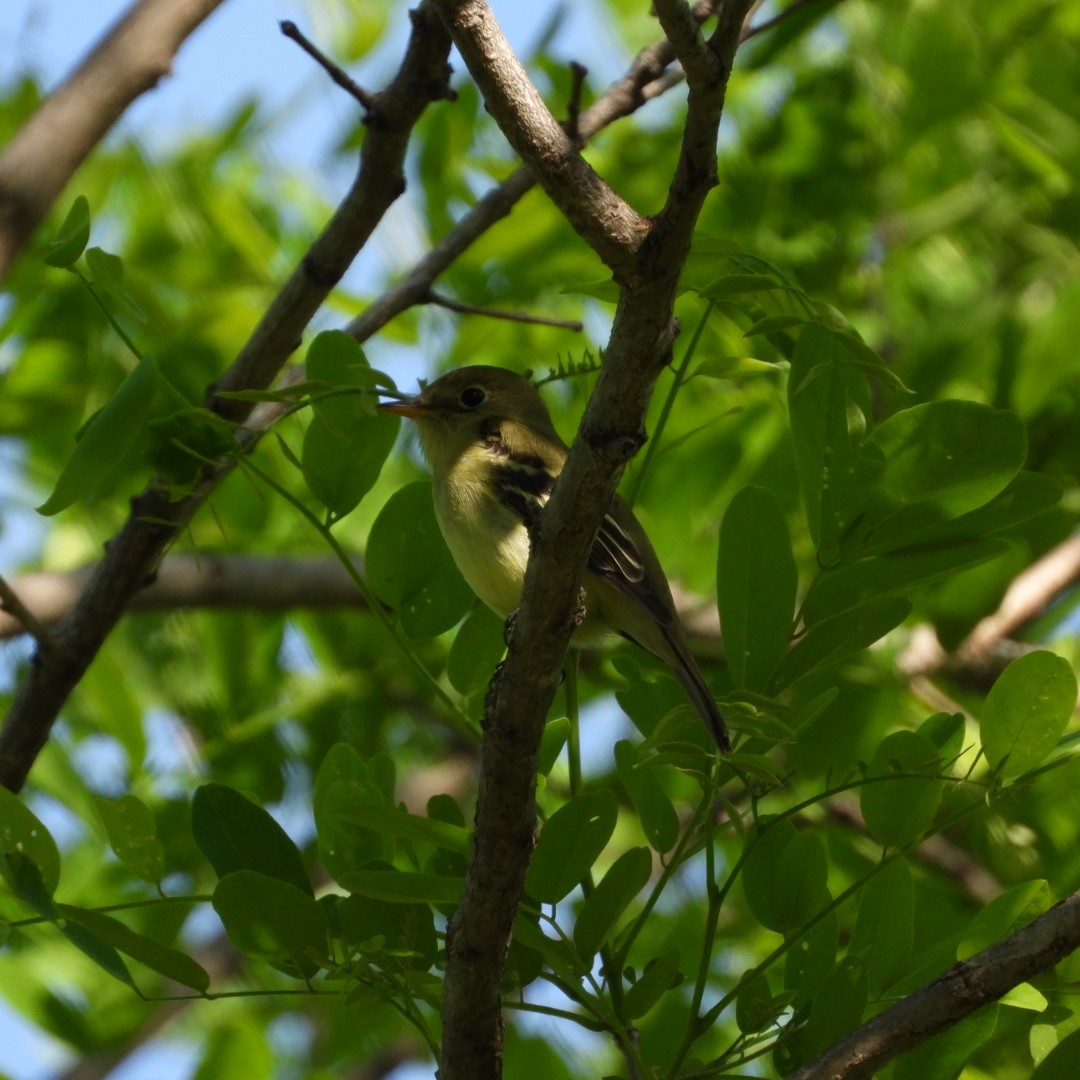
[
  {"left": 192, "top": 784, "right": 312, "bottom": 896},
  {"left": 95, "top": 795, "right": 165, "bottom": 887},
  {"left": 43, "top": 196, "right": 91, "bottom": 267},
  {"left": 59, "top": 905, "right": 209, "bottom": 993},
  {"left": 573, "top": 847, "right": 652, "bottom": 961},
  {"left": 212, "top": 870, "right": 328, "bottom": 979},
  {"left": 860, "top": 731, "right": 944, "bottom": 847},
  {"left": 37, "top": 356, "right": 158, "bottom": 515},
  {"left": 614, "top": 742, "right": 678, "bottom": 854},
  {"left": 718, "top": 485, "right": 797, "bottom": 690},
  {"left": 526, "top": 791, "right": 618, "bottom": 904},
  {"left": 981, "top": 652, "right": 1077, "bottom": 777}
]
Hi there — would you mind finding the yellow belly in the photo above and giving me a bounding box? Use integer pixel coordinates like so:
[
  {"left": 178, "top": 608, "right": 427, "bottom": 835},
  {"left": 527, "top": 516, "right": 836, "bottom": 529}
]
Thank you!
[{"left": 433, "top": 475, "right": 529, "bottom": 617}]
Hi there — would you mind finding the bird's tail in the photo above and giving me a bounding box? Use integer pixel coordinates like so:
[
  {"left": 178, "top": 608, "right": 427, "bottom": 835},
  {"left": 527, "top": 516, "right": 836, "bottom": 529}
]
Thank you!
[{"left": 665, "top": 631, "right": 731, "bottom": 753}]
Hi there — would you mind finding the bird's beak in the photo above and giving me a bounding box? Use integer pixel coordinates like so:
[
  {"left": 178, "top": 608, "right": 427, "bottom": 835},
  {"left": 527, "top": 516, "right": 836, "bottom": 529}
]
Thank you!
[{"left": 378, "top": 396, "right": 430, "bottom": 419}]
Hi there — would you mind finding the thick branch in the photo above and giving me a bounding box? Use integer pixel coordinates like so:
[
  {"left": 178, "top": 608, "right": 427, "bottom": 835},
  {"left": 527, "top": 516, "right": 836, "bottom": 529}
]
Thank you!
[
  {"left": 787, "top": 887, "right": 1080, "bottom": 1080},
  {"left": 0, "top": 3, "right": 453, "bottom": 793},
  {"left": 0, "top": 0, "right": 225, "bottom": 285},
  {"left": 432, "top": 0, "right": 648, "bottom": 279},
  {"left": 344, "top": 2, "right": 721, "bottom": 347},
  {"left": 435, "top": 3, "right": 753, "bottom": 1077}
]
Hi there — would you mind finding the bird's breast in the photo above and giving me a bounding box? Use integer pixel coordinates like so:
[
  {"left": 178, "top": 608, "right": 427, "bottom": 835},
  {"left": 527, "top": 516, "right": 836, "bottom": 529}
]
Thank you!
[{"left": 433, "top": 471, "right": 530, "bottom": 618}]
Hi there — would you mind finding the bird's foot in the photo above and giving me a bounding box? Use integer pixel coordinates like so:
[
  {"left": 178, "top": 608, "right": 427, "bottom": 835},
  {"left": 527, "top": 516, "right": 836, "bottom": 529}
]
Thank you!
[{"left": 570, "top": 588, "right": 587, "bottom": 630}]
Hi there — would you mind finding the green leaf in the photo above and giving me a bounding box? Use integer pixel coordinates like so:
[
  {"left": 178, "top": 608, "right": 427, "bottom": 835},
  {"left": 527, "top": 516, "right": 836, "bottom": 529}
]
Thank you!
[
  {"left": 326, "top": 795, "right": 472, "bottom": 857},
  {"left": 614, "top": 742, "right": 678, "bottom": 854},
  {"left": 1001, "top": 982, "right": 1048, "bottom": 1011},
  {"left": 742, "top": 817, "right": 816, "bottom": 933},
  {"left": 919, "top": 711, "right": 966, "bottom": 761},
  {"left": 212, "top": 870, "right": 328, "bottom": 978},
  {"left": 744, "top": 314, "right": 804, "bottom": 337},
  {"left": 447, "top": 605, "right": 505, "bottom": 693},
  {"left": 338, "top": 893, "right": 437, "bottom": 969},
  {"left": 1031, "top": 1025, "right": 1080, "bottom": 1080},
  {"left": 856, "top": 401, "right": 1027, "bottom": 530},
  {"left": 538, "top": 718, "right": 571, "bottom": 777},
  {"left": 980, "top": 652, "right": 1078, "bottom": 777},
  {"left": 893, "top": 1004, "right": 998, "bottom": 1080},
  {"left": 366, "top": 482, "right": 475, "bottom": 638},
  {"left": 771, "top": 598, "right": 911, "bottom": 691},
  {"left": 718, "top": 485, "right": 797, "bottom": 690},
  {"left": 43, "top": 195, "right": 91, "bottom": 267},
  {"left": 738, "top": 812, "right": 799, "bottom": 933},
  {"left": 3, "top": 852, "right": 59, "bottom": 918},
  {"left": 735, "top": 970, "right": 778, "bottom": 1034},
  {"left": 192, "top": 1021, "right": 273, "bottom": 1080},
  {"left": 572, "top": 847, "right": 652, "bottom": 961},
  {"left": 526, "top": 790, "right": 618, "bottom": 904},
  {"left": 95, "top": 795, "right": 165, "bottom": 886},
  {"left": 698, "top": 272, "right": 781, "bottom": 296},
  {"left": 0, "top": 788, "right": 60, "bottom": 894},
  {"left": 84, "top": 246, "right": 125, "bottom": 291},
  {"left": 60, "top": 918, "right": 137, "bottom": 990},
  {"left": 338, "top": 869, "right": 463, "bottom": 905},
  {"left": 513, "top": 914, "right": 587, "bottom": 986},
  {"left": 860, "top": 731, "right": 944, "bottom": 847},
  {"left": 191, "top": 783, "right": 312, "bottom": 896},
  {"left": 801, "top": 538, "right": 1009, "bottom": 625},
  {"left": 314, "top": 746, "right": 395, "bottom": 884},
  {"left": 788, "top": 323, "right": 864, "bottom": 558},
  {"left": 623, "top": 948, "right": 682, "bottom": 1019},
  {"left": 785, "top": 909, "right": 838, "bottom": 1008},
  {"left": 848, "top": 858, "right": 914, "bottom": 994},
  {"left": 37, "top": 355, "right": 158, "bottom": 515},
  {"left": 300, "top": 332, "right": 398, "bottom": 518},
  {"left": 958, "top": 880, "right": 1051, "bottom": 961},
  {"left": 693, "top": 356, "right": 783, "bottom": 381},
  {"left": 776, "top": 832, "right": 830, "bottom": 931},
  {"left": 788, "top": 957, "right": 868, "bottom": 1066},
  {"left": 858, "top": 470, "right": 1061, "bottom": 555},
  {"left": 560, "top": 277, "right": 618, "bottom": 302},
  {"left": 58, "top": 905, "right": 210, "bottom": 992}
]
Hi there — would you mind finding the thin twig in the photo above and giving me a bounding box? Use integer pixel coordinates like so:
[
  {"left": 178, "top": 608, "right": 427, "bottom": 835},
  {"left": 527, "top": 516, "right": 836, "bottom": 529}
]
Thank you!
[
  {"left": 425, "top": 290, "right": 583, "bottom": 331},
  {"left": 279, "top": 20, "right": 378, "bottom": 113},
  {"left": 0, "top": 574, "right": 56, "bottom": 652},
  {"left": 566, "top": 61, "right": 588, "bottom": 145}
]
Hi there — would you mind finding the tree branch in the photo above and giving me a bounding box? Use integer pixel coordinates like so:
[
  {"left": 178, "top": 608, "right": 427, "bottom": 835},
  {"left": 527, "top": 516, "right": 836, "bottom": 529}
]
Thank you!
[
  {"left": 433, "top": 0, "right": 648, "bottom": 280},
  {"left": 0, "top": 0, "right": 226, "bottom": 285},
  {"left": 431, "top": 2, "right": 754, "bottom": 1076},
  {"left": 0, "top": 2, "right": 454, "bottom": 794},
  {"left": 787, "top": 887, "right": 1080, "bottom": 1080},
  {"left": 343, "top": 1, "right": 723, "bottom": 348}
]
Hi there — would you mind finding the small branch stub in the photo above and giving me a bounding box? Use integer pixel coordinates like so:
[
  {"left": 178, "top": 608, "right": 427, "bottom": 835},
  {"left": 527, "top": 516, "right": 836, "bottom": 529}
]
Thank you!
[{"left": 279, "top": 20, "right": 379, "bottom": 114}]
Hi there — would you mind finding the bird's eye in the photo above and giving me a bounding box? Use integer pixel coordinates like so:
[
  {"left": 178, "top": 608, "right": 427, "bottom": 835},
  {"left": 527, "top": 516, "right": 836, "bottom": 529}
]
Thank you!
[{"left": 459, "top": 387, "right": 486, "bottom": 408}]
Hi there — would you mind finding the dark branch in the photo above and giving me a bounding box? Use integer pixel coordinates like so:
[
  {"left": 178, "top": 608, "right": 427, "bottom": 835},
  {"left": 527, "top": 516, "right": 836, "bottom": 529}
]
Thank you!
[
  {"left": 279, "top": 20, "right": 378, "bottom": 113},
  {"left": 431, "top": 1, "right": 754, "bottom": 1076},
  {"left": 787, "top": 887, "right": 1080, "bottom": 1080},
  {"left": 0, "top": 574, "right": 56, "bottom": 652},
  {"left": 433, "top": 0, "right": 648, "bottom": 281},
  {"left": 565, "top": 61, "right": 588, "bottom": 145},
  {"left": 425, "top": 290, "right": 583, "bottom": 331}
]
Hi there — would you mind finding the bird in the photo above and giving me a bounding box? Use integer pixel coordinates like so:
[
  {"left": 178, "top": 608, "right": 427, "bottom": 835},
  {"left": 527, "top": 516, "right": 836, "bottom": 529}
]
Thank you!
[{"left": 378, "top": 365, "right": 730, "bottom": 753}]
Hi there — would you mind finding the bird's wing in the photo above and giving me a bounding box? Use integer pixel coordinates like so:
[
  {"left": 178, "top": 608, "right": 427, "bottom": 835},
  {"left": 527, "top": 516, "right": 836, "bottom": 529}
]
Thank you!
[{"left": 492, "top": 458, "right": 672, "bottom": 625}]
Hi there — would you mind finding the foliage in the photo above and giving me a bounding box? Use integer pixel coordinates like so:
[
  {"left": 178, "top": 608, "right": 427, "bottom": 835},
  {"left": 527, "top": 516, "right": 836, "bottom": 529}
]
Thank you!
[{"left": 2, "top": 0, "right": 1080, "bottom": 1078}]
